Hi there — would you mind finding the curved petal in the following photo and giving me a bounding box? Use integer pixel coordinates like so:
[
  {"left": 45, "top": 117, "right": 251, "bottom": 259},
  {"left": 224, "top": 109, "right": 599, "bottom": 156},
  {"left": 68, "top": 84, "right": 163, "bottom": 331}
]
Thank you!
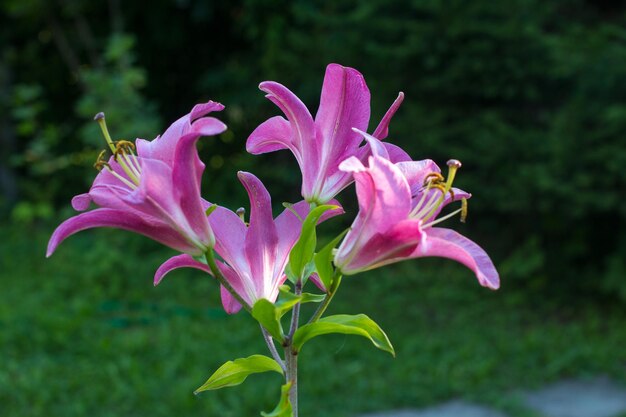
[
  {"left": 337, "top": 219, "right": 423, "bottom": 274},
  {"left": 138, "top": 101, "right": 224, "bottom": 165},
  {"left": 372, "top": 91, "right": 404, "bottom": 140},
  {"left": 190, "top": 100, "right": 224, "bottom": 121},
  {"left": 238, "top": 172, "right": 279, "bottom": 296},
  {"left": 208, "top": 205, "right": 248, "bottom": 272},
  {"left": 154, "top": 254, "right": 210, "bottom": 286},
  {"left": 259, "top": 81, "right": 315, "bottom": 157},
  {"left": 220, "top": 285, "right": 243, "bottom": 314},
  {"left": 71, "top": 193, "right": 92, "bottom": 211},
  {"left": 246, "top": 116, "right": 295, "bottom": 155},
  {"left": 315, "top": 64, "right": 371, "bottom": 164},
  {"left": 384, "top": 142, "right": 412, "bottom": 163},
  {"left": 412, "top": 227, "right": 500, "bottom": 289},
  {"left": 47, "top": 208, "right": 198, "bottom": 257},
  {"left": 172, "top": 130, "right": 227, "bottom": 248}
]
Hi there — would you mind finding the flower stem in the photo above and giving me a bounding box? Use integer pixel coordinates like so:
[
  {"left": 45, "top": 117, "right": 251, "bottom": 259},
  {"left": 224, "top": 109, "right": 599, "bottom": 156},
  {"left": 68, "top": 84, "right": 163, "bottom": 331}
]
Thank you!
[
  {"left": 204, "top": 250, "right": 251, "bottom": 313},
  {"left": 261, "top": 325, "right": 286, "bottom": 373},
  {"left": 285, "top": 344, "right": 298, "bottom": 417}
]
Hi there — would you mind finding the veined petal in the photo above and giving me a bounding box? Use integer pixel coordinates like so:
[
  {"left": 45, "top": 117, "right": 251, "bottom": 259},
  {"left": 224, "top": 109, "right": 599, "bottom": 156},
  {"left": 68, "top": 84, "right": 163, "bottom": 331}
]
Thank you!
[
  {"left": 208, "top": 205, "right": 248, "bottom": 273},
  {"left": 71, "top": 193, "right": 92, "bottom": 211},
  {"left": 384, "top": 142, "right": 412, "bottom": 163},
  {"left": 246, "top": 116, "right": 295, "bottom": 155},
  {"left": 259, "top": 81, "right": 315, "bottom": 156},
  {"left": 172, "top": 129, "right": 228, "bottom": 248},
  {"left": 372, "top": 92, "right": 404, "bottom": 140},
  {"left": 396, "top": 159, "right": 440, "bottom": 194},
  {"left": 47, "top": 208, "right": 199, "bottom": 257},
  {"left": 315, "top": 64, "right": 371, "bottom": 164},
  {"left": 238, "top": 172, "right": 279, "bottom": 298},
  {"left": 337, "top": 219, "right": 423, "bottom": 274},
  {"left": 336, "top": 156, "right": 412, "bottom": 266},
  {"left": 190, "top": 100, "right": 224, "bottom": 121},
  {"left": 137, "top": 100, "right": 224, "bottom": 166},
  {"left": 412, "top": 227, "right": 500, "bottom": 289},
  {"left": 154, "top": 254, "right": 210, "bottom": 286}
]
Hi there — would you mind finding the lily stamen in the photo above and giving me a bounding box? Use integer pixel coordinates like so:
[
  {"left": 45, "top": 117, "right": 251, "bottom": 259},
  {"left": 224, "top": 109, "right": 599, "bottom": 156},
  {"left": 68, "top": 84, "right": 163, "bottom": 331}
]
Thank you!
[{"left": 94, "top": 113, "right": 141, "bottom": 186}]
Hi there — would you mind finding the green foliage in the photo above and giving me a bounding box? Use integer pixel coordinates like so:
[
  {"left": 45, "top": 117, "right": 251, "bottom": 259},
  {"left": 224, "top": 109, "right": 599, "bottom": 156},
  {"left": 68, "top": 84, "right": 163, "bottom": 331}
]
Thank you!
[
  {"left": 293, "top": 314, "right": 395, "bottom": 356},
  {"left": 287, "top": 204, "right": 339, "bottom": 283},
  {"left": 314, "top": 229, "right": 348, "bottom": 290},
  {"left": 194, "top": 355, "right": 283, "bottom": 393},
  {"left": 261, "top": 383, "right": 292, "bottom": 417},
  {"left": 1, "top": 225, "right": 626, "bottom": 416}
]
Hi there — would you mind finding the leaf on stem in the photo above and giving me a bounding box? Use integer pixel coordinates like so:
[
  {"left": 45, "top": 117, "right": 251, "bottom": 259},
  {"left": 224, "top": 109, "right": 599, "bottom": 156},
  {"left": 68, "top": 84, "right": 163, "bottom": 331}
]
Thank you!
[
  {"left": 194, "top": 355, "right": 283, "bottom": 393},
  {"left": 314, "top": 229, "right": 348, "bottom": 290},
  {"left": 288, "top": 205, "right": 340, "bottom": 283},
  {"left": 292, "top": 314, "right": 395, "bottom": 356},
  {"left": 261, "top": 382, "right": 292, "bottom": 417}
]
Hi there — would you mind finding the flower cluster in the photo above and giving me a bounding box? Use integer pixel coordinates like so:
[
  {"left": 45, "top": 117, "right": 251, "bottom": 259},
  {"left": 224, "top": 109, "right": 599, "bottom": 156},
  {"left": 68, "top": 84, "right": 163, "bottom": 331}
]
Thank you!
[
  {"left": 49, "top": 63, "right": 498, "bottom": 316},
  {"left": 48, "top": 62, "right": 500, "bottom": 417}
]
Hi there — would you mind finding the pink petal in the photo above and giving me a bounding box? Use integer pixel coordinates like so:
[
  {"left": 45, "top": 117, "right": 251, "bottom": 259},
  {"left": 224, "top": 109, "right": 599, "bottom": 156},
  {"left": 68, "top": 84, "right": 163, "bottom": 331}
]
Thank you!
[
  {"left": 337, "top": 219, "right": 423, "bottom": 274},
  {"left": 258, "top": 81, "right": 315, "bottom": 158},
  {"left": 71, "top": 193, "right": 92, "bottom": 211},
  {"left": 246, "top": 116, "right": 295, "bottom": 155},
  {"left": 384, "top": 142, "right": 412, "bottom": 163},
  {"left": 412, "top": 227, "right": 500, "bottom": 289},
  {"left": 220, "top": 286, "right": 242, "bottom": 314},
  {"left": 190, "top": 100, "right": 224, "bottom": 121},
  {"left": 315, "top": 64, "right": 371, "bottom": 164},
  {"left": 208, "top": 205, "right": 248, "bottom": 273},
  {"left": 47, "top": 208, "right": 198, "bottom": 257},
  {"left": 238, "top": 172, "right": 279, "bottom": 293},
  {"left": 372, "top": 92, "right": 404, "bottom": 140},
  {"left": 335, "top": 156, "right": 412, "bottom": 266},
  {"left": 308, "top": 272, "right": 327, "bottom": 292},
  {"left": 154, "top": 254, "right": 210, "bottom": 286}
]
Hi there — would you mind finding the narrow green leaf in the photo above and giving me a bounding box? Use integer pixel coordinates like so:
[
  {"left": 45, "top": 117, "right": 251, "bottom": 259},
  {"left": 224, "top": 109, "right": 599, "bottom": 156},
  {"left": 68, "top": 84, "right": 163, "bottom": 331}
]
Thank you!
[
  {"left": 194, "top": 355, "right": 283, "bottom": 393},
  {"left": 289, "top": 205, "right": 339, "bottom": 281},
  {"left": 252, "top": 299, "right": 285, "bottom": 341},
  {"left": 314, "top": 229, "right": 349, "bottom": 290},
  {"left": 300, "top": 292, "right": 326, "bottom": 303},
  {"left": 275, "top": 289, "right": 302, "bottom": 318},
  {"left": 292, "top": 314, "right": 395, "bottom": 356},
  {"left": 261, "top": 382, "right": 292, "bottom": 417}
]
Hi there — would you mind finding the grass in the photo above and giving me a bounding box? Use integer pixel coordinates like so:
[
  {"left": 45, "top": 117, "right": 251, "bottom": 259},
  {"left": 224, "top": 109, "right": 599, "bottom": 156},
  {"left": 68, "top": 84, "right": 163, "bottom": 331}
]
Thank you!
[{"left": 1, "top": 222, "right": 625, "bottom": 417}]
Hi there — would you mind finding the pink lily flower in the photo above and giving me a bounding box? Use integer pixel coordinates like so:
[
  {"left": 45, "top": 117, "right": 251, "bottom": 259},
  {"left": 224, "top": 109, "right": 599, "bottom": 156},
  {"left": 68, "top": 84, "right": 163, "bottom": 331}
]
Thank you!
[
  {"left": 47, "top": 101, "right": 227, "bottom": 258},
  {"left": 247, "top": 63, "right": 409, "bottom": 204},
  {"left": 154, "top": 172, "right": 344, "bottom": 313},
  {"left": 334, "top": 130, "right": 500, "bottom": 290}
]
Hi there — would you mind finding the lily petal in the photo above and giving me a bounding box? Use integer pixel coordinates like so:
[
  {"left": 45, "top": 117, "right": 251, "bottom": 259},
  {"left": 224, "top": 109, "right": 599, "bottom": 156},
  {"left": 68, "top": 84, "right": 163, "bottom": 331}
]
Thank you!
[
  {"left": 154, "top": 254, "right": 210, "bottom": 286},
  {"left": 412, "top": 227, "right": 500, "bottom": 289},
  {"left": 238, "top": 171, "right": 279, "bottom": 297},
  {"left": 47, "top": 208, "right": 198, "bottom": 257},
  {"left": 372, "top": 92, "right": 404, "bottom": 140},
  {"left": 315, "top": 64, "right": 371, "bottom": 163},
  {"left": 246, "top": 116, "right": 295, "bottom": 155}
]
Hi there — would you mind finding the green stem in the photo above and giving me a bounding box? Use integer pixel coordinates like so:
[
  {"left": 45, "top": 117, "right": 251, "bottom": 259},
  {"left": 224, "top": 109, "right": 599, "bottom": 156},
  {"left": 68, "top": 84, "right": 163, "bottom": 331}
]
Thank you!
[
  {"left": 285, "top": 344, "right": 298, "bottom": 417},
  {"left": 204, "top": 250, "right": 251, "bottom": 313},
  {"left": 308, "top": 272, "right": 342, "bottom": 324}
]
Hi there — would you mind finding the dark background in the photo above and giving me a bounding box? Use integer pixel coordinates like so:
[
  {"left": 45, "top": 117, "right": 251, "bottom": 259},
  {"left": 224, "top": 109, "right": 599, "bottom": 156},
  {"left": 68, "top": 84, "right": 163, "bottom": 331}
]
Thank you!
[{"left": 1, "top": 1, "right": 625, "bottom": 416}]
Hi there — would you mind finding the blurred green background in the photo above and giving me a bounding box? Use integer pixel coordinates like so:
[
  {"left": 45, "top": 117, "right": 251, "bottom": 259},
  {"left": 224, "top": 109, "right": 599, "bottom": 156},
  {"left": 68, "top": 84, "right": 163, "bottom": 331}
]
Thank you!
[{"left": 1, "top": 1, "right": 625, "bottom": 416}]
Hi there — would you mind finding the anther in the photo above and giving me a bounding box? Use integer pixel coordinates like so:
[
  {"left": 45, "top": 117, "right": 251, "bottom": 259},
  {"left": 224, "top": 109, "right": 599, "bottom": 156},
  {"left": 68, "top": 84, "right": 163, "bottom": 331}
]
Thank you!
[
  {"left": 236, "top": 207, "right": 246, "bottom": 222},
  {"left": 423, "top": 172, "right": 445, "bottom": 186},
  {"left": 113, "top": 140, "right": 136, "bottom": 160},
  {"left": 93, "top": 150, "right": 110, "bottom": 171},
  {"left": 447, "top": 159, "right": 462, "bottom": 169}
]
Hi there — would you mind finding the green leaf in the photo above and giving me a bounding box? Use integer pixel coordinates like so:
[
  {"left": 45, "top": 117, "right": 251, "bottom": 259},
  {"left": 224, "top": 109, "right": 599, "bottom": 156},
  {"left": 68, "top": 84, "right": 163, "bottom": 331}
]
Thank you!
[
  {"left": 292, "top": 314, "right": 395, "bottom": 356},
  {"left": 261, "top": 382, "right": 293, "bottom": 417},
  {"left": 288, "top": 205, "right": 339, "bottom": 282},
  {"left": 275, "top": 289, "right": 302, "bottom": 318},
  {"left": 314, "top": 229, "right": 349, "bottom": 290},
  {"left": 300, "top": 292, "right": 326, "bottom": 303},
  {"left": 194, "top": 355, "right": 283, "bottom": 393},
  {"left": 252, "top": 299, "right": 285, "bottom": 341}
]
